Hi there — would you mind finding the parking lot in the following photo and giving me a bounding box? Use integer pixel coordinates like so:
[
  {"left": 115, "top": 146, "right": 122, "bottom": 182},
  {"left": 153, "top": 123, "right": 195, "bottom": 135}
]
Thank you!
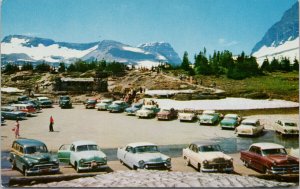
[{"left": 1, "top": 105, "right": 299, "bottom": 185}]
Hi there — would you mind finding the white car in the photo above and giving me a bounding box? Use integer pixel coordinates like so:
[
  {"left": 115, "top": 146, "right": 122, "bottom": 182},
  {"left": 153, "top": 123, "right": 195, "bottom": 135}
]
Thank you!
[
  {"left": 235, "top": 118, "right": 264, "bottom": 136},
  {"left": 57, "top": 140, "right": 108, "bottom": 172},
  {"left": 135, "top": 105, "right": 160, "bottom": 118},
  {"left": 182, "top": 141, "right": 233, "bottom": 172},
  {"left": 117, "top": 142, "right": 171, "bottom": 170},
  {"left": 273, "top": 120, "right": 299, "bottom": 135},
  {"left": 178, "top": 109, "right": 197, "bottom": 122},
  {"left": 96, "top": 99, "right": 113, "bottom": 110}
]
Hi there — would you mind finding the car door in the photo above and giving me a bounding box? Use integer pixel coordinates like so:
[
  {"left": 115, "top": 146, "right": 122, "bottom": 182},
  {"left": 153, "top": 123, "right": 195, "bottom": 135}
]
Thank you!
[
  {"left": 123, "top": 146, "right": 135, "bottom": 168},
  {"left": 190, "top": 144, "right": 198, "bottom": 167},
  {"left": 57, "top": 144, "right": 71, "bottom": 164},
  {"left": 248, "top": 146, "right": 261, "bottom": 169}
]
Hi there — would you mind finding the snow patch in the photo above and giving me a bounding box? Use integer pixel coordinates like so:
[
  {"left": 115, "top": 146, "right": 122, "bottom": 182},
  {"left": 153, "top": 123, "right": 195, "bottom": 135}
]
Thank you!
[
  {"left": 136, "top": 60, "right": 161, "bottom": 68},
  {"left": 122, "top": 46, "right": 146, "bottom": 53}
]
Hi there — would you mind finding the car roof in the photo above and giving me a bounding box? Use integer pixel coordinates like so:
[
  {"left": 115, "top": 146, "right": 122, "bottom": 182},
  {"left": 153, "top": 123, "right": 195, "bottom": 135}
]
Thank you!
[
  {"left": 72, "top": 140, "right": 97, "bottom": 146},
  {"left": 100, "top": 99, "right": 113, "bottom": 102},
  {"left": 113, "top": 100, "right": 124, "bottom": 103},
  {"left": 37, "top": 97, "right": 49, "bottom": 99},
  {"left": 190, "top": 141, "right": 218, "bottom": 147},
  {"left": 251, "top": 143, "right": 284, "bottom": 150},
  {"left": 142, "top": 105, "right": 156, "bottom": 108},
  {"left": 224, "top": 114, "right": 238, "bottom": 117},
  {"left": 242, "top": 118, "right": 259, "bottom": 123},
  {"left": 203, "top": 110, "right": 216, "bottom": 114},
  {"left": 15, "top": 139, "right": 46, "bottom": 147},
  {"left": 127, "top": 142, "right": 157, "bottom": 148}
]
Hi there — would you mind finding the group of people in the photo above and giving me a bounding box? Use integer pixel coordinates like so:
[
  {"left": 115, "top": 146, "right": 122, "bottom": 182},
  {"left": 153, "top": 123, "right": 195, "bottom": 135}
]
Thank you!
[{"left": 12, "top": 116, "right": 55, "bottom": 139}]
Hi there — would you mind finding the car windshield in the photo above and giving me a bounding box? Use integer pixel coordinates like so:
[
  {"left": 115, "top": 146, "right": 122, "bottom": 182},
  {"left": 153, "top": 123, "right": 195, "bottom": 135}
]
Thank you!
[
  {"left": 199, "top": 145, "right": 221, "bottom": 152},
  {"left": 39, "top": 98, "right": 49, "bottom": 101},
  {"left": 88, "top": 100, "right": 96, "bottom": 103},
  {"left": 25, "top": 145, "right": 48, "bottom": 154},
  {"left": 285, "top": 122, "right": 297, "bottom": 127},
  {"left": 262, "top": 148, "right": 287, "bottom": 156},
  {"left": 134, "top": 145, "right": 159, "bottom": 153},
  {"left": 225, "top": 115, "right": 237, "bottom": 120},
  {"left": 242, "top": 122, "right": 256, "bottom": 126},
  {"left": 133, "top": 104, "right": 141, "bottom": 108},
  {"left": 77, "top": 145, "right": 99, "bottom": 152},
  {"left": 61, "top": 96, "right": 70, "bottom": 100}
]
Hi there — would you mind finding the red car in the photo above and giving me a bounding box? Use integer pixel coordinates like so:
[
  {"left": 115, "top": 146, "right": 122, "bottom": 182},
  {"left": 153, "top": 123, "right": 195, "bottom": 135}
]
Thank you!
[
  {"left": 240, "top": 142, "right": 299, "bottom": 175},
  {"left": 157, "top": 108, "right": 177, "bottom": 120},
  {"left": 84, "top": 98, "right": 98, "bottom": 109}
]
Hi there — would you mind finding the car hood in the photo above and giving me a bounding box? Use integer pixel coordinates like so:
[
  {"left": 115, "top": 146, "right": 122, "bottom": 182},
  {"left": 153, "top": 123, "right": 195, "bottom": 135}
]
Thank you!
[
  {"left": 200, "top": 152, "right": 232, "bottom": 161},
  {"left": 267, "top": 155, "right": 298, "bottom": 164},
  {"left": 199, "top": 114, "right": 214, "bottom": 120},
  {"left": 126, "top": 107, "right": 139, "bottom": 112},
  {"left": 137, "top": 109, "right": 153, "bottom": 114},
  {"left": 178, "top": 113, "right": 194, "bottom": 116},
  {"left": 221, "top": 119, "right": 237, "bottom": 125},
  {"left": 237, "top": 125, "right": 255, "bottom": 129},
  {"left": 108, "top": 104, "right": 120, "bottom": 108},
  {"left": 157, "top": 112, "right": 170, "bottom": 115},
  {"left": 24, "top": 153, "right": 53, "bottom": 162},
  {"left": 77, "top": 150, "right": 106, "bottom": 159},
  {"left": 97, "top": 103, "right": 109, "bottom": 106},
  {"left": 135, "top": 152, "right": 169, "bottom": 162}
]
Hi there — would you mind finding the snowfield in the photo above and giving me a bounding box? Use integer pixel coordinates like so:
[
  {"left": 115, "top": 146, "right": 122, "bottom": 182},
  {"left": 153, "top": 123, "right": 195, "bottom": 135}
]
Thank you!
[
  {"left": 253, "top": 37, "right": 299, "bottom": 65},
  {"left": 30, "top": 170, "right": 296, "bottom": 187},
  {"left": 149, "top": 97, "right": 299, "bottom": 110}
]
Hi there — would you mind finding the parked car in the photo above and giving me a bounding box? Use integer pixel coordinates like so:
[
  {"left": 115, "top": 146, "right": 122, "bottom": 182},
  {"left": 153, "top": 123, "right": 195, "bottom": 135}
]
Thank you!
[
  {"left": 198, "top": 110, "right": 221, "bottom": 125},
  {"left": 157, "top": 108, "right": 177, "bottom": 120},
  {"left": 17, "top": 95, "right": 30, "bottom": 101},
  {"left": 240, "top": 143, "right": 299, "bottom": 174},
  {"left": 37, "top": 97, "right": 53, "bottom": 108},
  {"left": 182, "top": 141, "right": 233, "bottom": 173},
  {"left": 96, "top": 99, "right": 113, "bottom": 111},
  {"left": 1, "top": 106, "right": 27, "bottom": 120},
  {"left": 59, "top": 96, "right": 72, "bottom": 109},
  {"left": 117, "top": 142, "right": 171, "bottom": 170},
  {"left": 273, "top": 120, "right": 299, "bottom": 135},
  {"left": 11, "top": 104, "right": 37, "bottom": 116},
  {"left": 125, "top": 102, "right": 143, "bottom": 115},
  {"left": 57, "top": 140, "right": 108, "bottom": 173},
  {"left": 84, "top": 98, "right": 98, "bottom": 109},
  {"left": 235, "top": 118, "right": 264, "bottom": 136},
  {"left": 18, "top": 100, "right": 42, "bottom": 113},
  {"left": 135, "top": 105, "right": 160, "bottom": 118},
  {"left": 178, "top": 109, "right": 197, "bottom": 122},
  {"left": 107, "top": 100, "right": 129, "bottom": 113},
  {"left": 1, "top": 116, "right": 6, "bottom": 125},
  {"left": 220, "top": 114, "right": 242, "bottom": 130},
  {"left": 9, "top": 139, "right": 60, "bottom": 176}
]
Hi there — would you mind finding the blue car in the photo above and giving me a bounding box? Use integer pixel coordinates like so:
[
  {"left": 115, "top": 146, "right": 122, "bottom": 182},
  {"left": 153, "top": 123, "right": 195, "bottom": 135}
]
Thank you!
[
  {"left": 1, "top": 106, "right": 27, "bottom": 120},
  {"left": 125, "top": 102, "right": 143, "bottom": 115},
  {"left": 107, "top": 100, "right": 129, "bottom": 113}
]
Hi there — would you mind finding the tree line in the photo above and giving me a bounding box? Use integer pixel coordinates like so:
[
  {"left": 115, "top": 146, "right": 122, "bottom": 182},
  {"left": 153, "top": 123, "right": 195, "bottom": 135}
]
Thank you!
[{"left": 179, "top": 48, "right": 299, "bottom": 79}]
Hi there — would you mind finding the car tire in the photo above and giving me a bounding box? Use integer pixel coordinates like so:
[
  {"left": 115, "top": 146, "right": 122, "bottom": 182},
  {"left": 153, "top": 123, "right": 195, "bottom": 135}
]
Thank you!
[
  {"left": 197, "top": 163, "right": 201, "bottom": 172},
  {"left": 243, "top": 160, "right": 250, "bottom": 168},
  {"left": 120, "top": 159, "right": 124, "bottom": 165},
  {"left": 75, "top": 162, "right": 80, "bottom": 173},
  {"left": 184, "top": 157, "right": 190, "bottom": 166},
  {"left": 23, "top": 167, "right": 29, "bottom": 176},
  {"left": 263, "top": 167, "right": 270, "bottom": 174},
  {"left": 11, "top": 160, "right": 16, "bottom": 170},
  {"left": 133, "top": 165, "right": 138, "bottom": 170}
]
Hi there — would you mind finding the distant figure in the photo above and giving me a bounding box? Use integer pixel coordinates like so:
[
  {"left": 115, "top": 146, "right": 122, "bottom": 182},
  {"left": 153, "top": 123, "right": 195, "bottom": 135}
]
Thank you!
[
  {"left": 13, "top": 120, "right": 20, "bottom": 139},
  {"left": 139, "top": 87, "right": 143, "bottom": 94},
  {"left": 49, "top": 116, "right": 54, "bottom": 132}
]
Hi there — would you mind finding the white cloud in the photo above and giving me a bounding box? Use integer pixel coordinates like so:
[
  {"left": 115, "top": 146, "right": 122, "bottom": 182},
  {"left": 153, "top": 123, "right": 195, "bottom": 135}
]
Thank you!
[{"left": 218, "top": 38, "right": 238, "bottom": 47}]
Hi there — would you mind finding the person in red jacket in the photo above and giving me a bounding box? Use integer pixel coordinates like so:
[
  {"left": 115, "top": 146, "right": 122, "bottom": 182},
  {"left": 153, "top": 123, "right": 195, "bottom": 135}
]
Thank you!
[{"left": 49, "top": 116, "right": 54, "bottom": 132}]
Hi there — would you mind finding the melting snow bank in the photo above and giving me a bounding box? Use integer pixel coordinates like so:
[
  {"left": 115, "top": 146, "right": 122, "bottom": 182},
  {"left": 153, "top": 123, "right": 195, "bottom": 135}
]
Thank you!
[
  {"left": 149, "top": 98, "right": 299, "bottom": 110},
  {"left": 30, "top": 170, "right": 296, "bottom": 187}
]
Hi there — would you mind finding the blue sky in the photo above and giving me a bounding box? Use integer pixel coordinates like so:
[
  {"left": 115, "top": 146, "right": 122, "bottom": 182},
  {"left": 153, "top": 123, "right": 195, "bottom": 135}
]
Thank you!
[{"left": 1, "top": 0, "right": 297, "bottom": 59}]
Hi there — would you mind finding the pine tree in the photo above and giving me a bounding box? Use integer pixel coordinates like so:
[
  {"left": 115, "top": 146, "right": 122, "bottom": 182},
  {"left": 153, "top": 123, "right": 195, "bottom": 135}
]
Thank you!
[
  {"left": 181, "top": 51, "right": 190, "bottom": 71},
  {"left": 58, "top": 62, "right": 66, "bottom": 72},
  {"left": 260, "top": 58, "right": 270, "bottom": 72},
  {"left": 292, "top": 58, "right": 299, "bottom": 71}
]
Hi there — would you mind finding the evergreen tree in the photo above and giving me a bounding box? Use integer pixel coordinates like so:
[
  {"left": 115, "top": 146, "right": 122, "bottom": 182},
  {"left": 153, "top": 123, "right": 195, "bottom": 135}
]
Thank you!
[
  {"left": 181, "top": 51, "right": 190, "bottom": 71},
  {"left": 35, "top": 62, "right": 51, "bottom": 72},
  {"left": 67, "top": 63, "right": 76, "bottom": 72},
  {"left": 58, "top": 62, "right": 66, "bottom": 72},
  {"left": 4, "top": 63, "right": 19, "bottom": 74},
  {"left": 292, "top": 58, "right": 299, "bottom": 71},
  {"left": 22, "top": 62, "right": 33, "bottom": 71},
  {"left": 260, "top": 58, "right": 270, "bottom": 72},
  {"left": 280, "top": 57, "right": 291, "bottom": 72},
  {"left": 270, "top": 58, "right": 280, "bottom": 71}
]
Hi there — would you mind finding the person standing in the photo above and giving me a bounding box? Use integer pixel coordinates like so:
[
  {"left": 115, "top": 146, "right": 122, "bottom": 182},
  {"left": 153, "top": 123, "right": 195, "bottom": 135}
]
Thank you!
[
  {"left": 49, "top": 116, "right": 54, "bottom": 132},
  {"left": 13, "top": 120, "right": 20, "bottom": 139}
]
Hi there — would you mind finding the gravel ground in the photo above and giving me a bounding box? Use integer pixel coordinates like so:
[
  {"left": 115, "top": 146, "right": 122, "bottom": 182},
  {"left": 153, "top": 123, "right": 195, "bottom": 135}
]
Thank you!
[{"left": 29, "top": 170, "right": 296, "bottom": 187}]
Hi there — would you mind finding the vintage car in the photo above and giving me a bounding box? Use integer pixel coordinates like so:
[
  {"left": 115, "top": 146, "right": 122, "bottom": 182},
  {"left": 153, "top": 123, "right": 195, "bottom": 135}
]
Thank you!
[
  {"left": 135, "top": 105, "right": 160, "bottom": 118},
  {"left": 107, "top": 100, "right": 129, "bottom": 113},
  {"left": 11, "top": 104, "right": 37, "bottom": 116},
  {"left": 9, "top": 139, "right": 60, "bottom": 176},
  {"left": 96, "top": 99, "right": 113, "bottom": 111},
  {"left": 157, "top": 108, "right": 177, "bottom": 120},
  {"left": 1, "top": 106, "right": 27, "bottom": 120},
  {"left": 37, "top": 97, "right": 53, "bottom": 108},
  {"left": 57, "top": 140, "right": 108, "bottom": 173},
  {"left": 273, "top": 120, "right": 299, "bottom": 135},
  {"left": 125, "top": 102, "right": 143, "bottom": 115},
  {"left": 198, "top": 110, "right": 221, "bottom": 125},
  {"left": 182, "top": 141, "right": 233, "bottom": 172},
  {"left": 220, "top": 114, "right": 242, "bottom": 129},
  {"left": 59, "top": 96, "right": 72, "bottom": 109},
  {"left": 18, "top": 95, "right": 30, "bottom": 101},
  {"left": 177, "top": 108, "right": 197, "bottom": 122},
  {"left": 117, "top": 142, "right": 171, "bottom": 170},
  {"left": 18, "top": 100, "right": 42, "bottom": 113},
  {"left": 84, "top": 98, "right": 98, "bottom": 109},
  {"left": 235, "top": 118, "right": 264, "bottom": 136},
  {"left": 240, "top": 143, "right": 299, "bottom": 174},
  {"left": 1, "top": 116, "right": 6, "bottom": 125}
]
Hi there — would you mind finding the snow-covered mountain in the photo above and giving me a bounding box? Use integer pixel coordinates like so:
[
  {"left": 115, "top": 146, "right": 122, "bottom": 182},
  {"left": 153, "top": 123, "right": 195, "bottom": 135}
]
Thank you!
[
  {"left": 252, "top": 2, "right": 299, "bottom": 64},
  {"left": 1, "top": 35, "right": 181, "bottom": 67}
]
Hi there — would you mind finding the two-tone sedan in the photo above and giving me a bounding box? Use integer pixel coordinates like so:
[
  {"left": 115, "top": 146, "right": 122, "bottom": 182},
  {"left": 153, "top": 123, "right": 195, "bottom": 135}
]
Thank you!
[
  {"left": 198, "top": 110, "right": 221, "bottom": 125},
  {"left": 107, "top": 100, "right": 129, "bottom": 113},
  {"left": 183, "top": 141, "right": 233, "bottom": 173},
  {"left": 37, "top": 97, "right": 53, "bottom": 108},
  {"left": 125, "top": 102, "right": 143, "bottom": 115},
  {"left": 220, "top": 114, "right": 242, "bottom": 130},
  {"left": 157, "top": 108, "right": 177, "bottom": 120},
  {"left": 1, "top": 106, "right": 27, "bottom": 120},
  {"left": 273, "top": 120, "right": 299, "bottom": 136},
  {"left": 96, "top": 99, "right": 113, "bottom": 111},
  {"left": 135, "top": 105, "right": 160, "bottom": 118},
  {"left": 235, "top": 118, "right": 264, "bottom": 136},
  {"left": 240, "top": 143, "right": 299, "bottom": 174},
  {"left": 178, "top": 109, "right": 197, "bottom": 122},
  {"left": 117, "top": 142, "right": 171, "bottom": 170},
  {"left": 58, "top": 140, "right": 108, "bottom": 173}
]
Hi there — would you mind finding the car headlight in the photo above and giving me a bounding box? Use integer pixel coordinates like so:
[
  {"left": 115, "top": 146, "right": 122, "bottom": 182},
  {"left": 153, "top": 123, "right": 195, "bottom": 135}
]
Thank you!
[
  {"left": 166, "top": 158, "right": 171, "bottom": 163},
  {"left": 203, "top": 160, "right": 209, "bottom": 164},
  {"left": 138, "top": 160, "right": 145, "bottom": 166},
  {"left": 79, "top": 159, "right": 84, "bottom": 163}
]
